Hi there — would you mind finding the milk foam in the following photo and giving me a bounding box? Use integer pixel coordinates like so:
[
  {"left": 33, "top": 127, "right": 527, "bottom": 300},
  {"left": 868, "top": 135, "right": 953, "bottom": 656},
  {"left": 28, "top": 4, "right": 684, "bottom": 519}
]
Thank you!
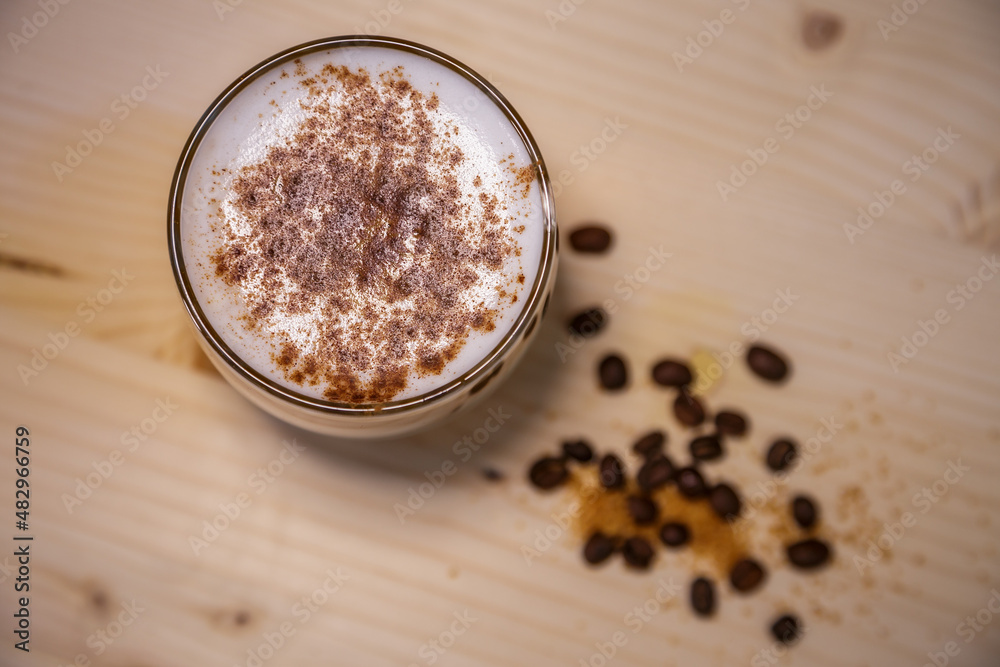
[{"left": 180, "top": 44, "right": 545, "bottom": 402}]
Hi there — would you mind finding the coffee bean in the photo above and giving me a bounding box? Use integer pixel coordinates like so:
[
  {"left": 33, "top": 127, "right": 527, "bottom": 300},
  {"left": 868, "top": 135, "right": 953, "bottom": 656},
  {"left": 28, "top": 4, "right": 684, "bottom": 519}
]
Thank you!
[
  {"left": 568, "top": 225, "right": 613, "bottom": 253},
  {"left": 672, "top": 391, "right": 706, "bottom": 428},
  {"left": 562, "top": 439, "right": 594, "bottom": 463},
  {"left": 770, "top": 614, "right": 802, "bottom": 644},
  {"left": 568, "top": 307, "right": 608, "bottom": 338},
  {"left": 690, "top": 577, "right": 716, "bottom": 617},
  {"left": 481, "top": 467, "right": 504, "bottom": 482},
  {"left": 598, "top": 354, "right": 628, "bottom": 390},
  {"left": 599, "top": 453, "right": 626, "bottom": 490},
  {"left": 583, "top": 532, "right": 616, "bottom": 565},
  {"left": 791, "top": 495, "right": 818, "bottom": 529},
  {"left": 622, "top": 536, "right": 655, "bottom": 569},
  {"left": 746, "top": 344, "right": 791, "bottom": 383},
  {"left": 651, "top": 359, "right": 693, "bottom": 387},
  {"left": 709, "top": 483, "right": 742, "bottom": 520},
  {"left": 729, "top": 557, "right": 766, "bottom": 593},
  {"left": 528, "top": 456, "right": 568, "bottom": 490},
  {"left": 689, "top": 435, "right": 723, "bottom": 462},
  {"left": 632, "top": 430, "right": 666, "bottom": 459},
  {"left": 675, "top": 466, "right": 708, "bottom": 498},
  {"left": 636, "top": 455, "right": 675, "bottom": 491},
  {"left": 766, "top": 438, "right": 798, "bottom": 472},
  {"left": 786, "top": 538, "right": 831, "bottom": 569},
  {"left": 626, "top": 495, "right": 659, "bottom": 525},
  {"left": 714, "top": 410, "right": 748, "bottom": 437},
  {"left": 659, "top": 522, "right": 690, "bottom": 548}
]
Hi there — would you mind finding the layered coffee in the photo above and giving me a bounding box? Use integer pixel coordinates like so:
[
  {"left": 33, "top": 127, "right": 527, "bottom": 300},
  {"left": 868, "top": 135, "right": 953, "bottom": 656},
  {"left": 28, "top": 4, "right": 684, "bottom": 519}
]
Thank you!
[{"left": 176, "top": 41, "right": 548, "bottom": 407}]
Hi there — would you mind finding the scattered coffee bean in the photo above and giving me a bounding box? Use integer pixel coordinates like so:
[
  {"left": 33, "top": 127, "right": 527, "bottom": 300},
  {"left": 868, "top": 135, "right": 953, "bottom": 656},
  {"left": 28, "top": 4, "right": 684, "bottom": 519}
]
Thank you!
[
  {"left": 568, "top": 224, "right": 613, "bottom": 253},
  {"left": 562, "top": 439, "right": 594, "bottom": 463},
  {"left": 715, "top": 410, "right": 748, "bottom": 437},
  {"left": 771, "top": 614, "right": 800, "bottom": 646},
  {"left": 659, "top": 522, "right": 690, "bottom": 548},
  {"left": 481, "top": 467, "right": 504, "bottom": 482},
  {"left": 583, "top": 532, "right": 617, "bottom": 565},
  {"left": 599, "top": 453, "right": 626, "bottom": 490},
  {"left": 672, "top": 391, "right": 706, "bottom": 427},
  {"left": 622, "top": 536, "right": 655, "bottom": 569},
  {"left": 675, "top": 466, "right": 708, "bottom": 498},
  {"left": 771, "top": 614, "right": 802, "bottom": 644},
  {"left": 636, "top": 455, "right": 675, "bottom": 491},
  {"left": 786, "top": 538, "right": 832, "bottom": 569},
  {"left": 689, "top": 435, "right": 723, "bottom": 462},
  {"left": 568, "top": 307, "right": 609, "bottom": 338},
  {"left": 766, "top": 438, "right": 798, "bottom": 472},
  {"left": 730, "top": 557, "right": 767, "bottom": 593},
  {"left": 709, "top": 483, "right": 742, "bottom": 520},
  {"left": 528, "top": 456, "right": 568, "bottom": 490},
  {"left": 746, "top": 344, "right": 791, "bottom": 383},
  {"left": 632, "top": 430, "right": 666, "bottom": 459},
  {"left": 651, "top": 359, "right": 693, "bottom": 387},
  {"left": 598, "top": 354, "right": 628, "bottom": 390},
  {"left": 791, "top": 495, "right": 818, "bottom": 529},
  {"left": 523, "top": 331, "right": 834, "bottom": 639},
  {"left": 690, "top": 577, "right": 716, "bottom": 617},
  {"left": 626, "top": 495, "right": 659, "bottom": 525}
]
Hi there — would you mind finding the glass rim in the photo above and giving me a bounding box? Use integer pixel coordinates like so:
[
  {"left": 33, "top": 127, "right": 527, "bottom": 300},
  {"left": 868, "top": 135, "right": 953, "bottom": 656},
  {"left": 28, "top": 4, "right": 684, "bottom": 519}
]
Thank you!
[{"left": 167, "top": 35, "right": 557, "bottom": 417}]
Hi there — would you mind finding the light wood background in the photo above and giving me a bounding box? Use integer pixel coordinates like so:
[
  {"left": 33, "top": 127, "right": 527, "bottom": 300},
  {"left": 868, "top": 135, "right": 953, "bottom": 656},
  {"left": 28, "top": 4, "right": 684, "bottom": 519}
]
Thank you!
[{"left": 2, "top": 0, "right": 1000, "bottom": 665}]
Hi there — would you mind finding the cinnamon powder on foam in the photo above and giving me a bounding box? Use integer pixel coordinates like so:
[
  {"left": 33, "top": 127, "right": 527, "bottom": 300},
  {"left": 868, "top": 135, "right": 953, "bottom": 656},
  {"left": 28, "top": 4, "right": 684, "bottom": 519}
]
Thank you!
[{"left": 210, "top": 60, "right": 529, "bottom": 404}]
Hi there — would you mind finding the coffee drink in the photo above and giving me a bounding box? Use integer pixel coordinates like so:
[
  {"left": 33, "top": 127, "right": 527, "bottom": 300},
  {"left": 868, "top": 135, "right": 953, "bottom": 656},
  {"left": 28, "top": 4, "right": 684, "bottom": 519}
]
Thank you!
[{"left": 169, "top": 37, "right": 556, "bottom": 435}]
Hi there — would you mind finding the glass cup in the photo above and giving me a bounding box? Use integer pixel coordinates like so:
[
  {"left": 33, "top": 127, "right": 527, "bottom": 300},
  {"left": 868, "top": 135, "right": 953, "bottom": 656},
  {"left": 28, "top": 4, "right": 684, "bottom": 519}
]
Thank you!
[{"left": 168, "top": 36, "right": 557, "bottom": 437}]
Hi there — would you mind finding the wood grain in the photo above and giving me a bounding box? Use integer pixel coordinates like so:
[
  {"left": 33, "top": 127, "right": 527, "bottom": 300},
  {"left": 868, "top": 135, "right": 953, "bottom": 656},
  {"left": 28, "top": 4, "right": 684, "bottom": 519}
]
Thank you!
[{"left": 1, "top": 0, "right": 999, "bottom": 665}]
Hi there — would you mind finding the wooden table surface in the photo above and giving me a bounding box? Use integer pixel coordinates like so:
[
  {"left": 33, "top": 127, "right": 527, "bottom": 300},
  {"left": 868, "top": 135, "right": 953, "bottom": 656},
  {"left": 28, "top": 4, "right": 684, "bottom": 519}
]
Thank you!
[{"left": 2, "top": 1, "right": 1000, "bottom": 665}]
